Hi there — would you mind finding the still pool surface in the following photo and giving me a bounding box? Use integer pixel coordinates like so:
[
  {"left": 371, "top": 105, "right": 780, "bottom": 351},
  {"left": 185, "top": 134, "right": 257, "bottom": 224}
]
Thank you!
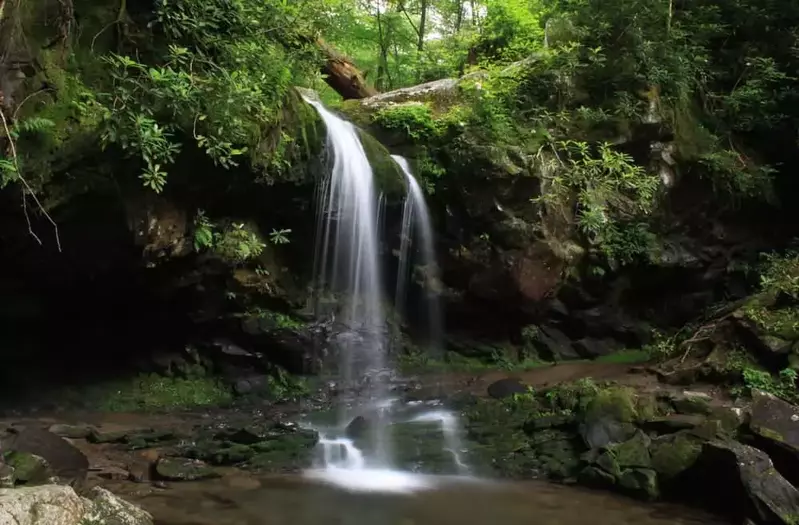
[{"left": 107, "top": 473, "right": 729, "bottom": 525}]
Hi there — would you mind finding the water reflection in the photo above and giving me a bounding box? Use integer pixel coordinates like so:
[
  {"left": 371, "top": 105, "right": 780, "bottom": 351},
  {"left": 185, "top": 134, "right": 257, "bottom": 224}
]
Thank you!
[{"left": 107, "top": 474, "right": 729, "bottom": 525}]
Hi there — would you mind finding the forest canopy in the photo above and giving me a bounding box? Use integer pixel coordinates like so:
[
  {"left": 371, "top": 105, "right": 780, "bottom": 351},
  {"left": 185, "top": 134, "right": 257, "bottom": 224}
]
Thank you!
[{"left": 0, "top": 0, "right": 796, "bottom": 218}]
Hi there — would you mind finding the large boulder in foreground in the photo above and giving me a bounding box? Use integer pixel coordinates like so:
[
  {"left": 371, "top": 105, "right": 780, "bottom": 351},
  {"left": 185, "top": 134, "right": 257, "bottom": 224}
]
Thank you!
[
  {"left": 749, "top": 389, "right": 799, "bottom": 458},
  {"left": 0, "top": 485, "right": 85, "bottom": 525},
  {"left": 0, "top": 484, "right": 153, "bottom": 525},
  {"left": 700, "top": 440, "right": 799, "bottom": 525}
]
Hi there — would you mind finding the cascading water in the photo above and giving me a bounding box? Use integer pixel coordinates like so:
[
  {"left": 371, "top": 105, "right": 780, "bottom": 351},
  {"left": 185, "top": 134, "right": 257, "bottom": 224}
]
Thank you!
[
  {"left": 305, "top": 98, "right": 392, "bottom": 468},
  {"left": 391, "top": 155, "right": 443, "bottom": 352},
  {"left": 303, "top": 98, "right": 474, "bottom": 493}
]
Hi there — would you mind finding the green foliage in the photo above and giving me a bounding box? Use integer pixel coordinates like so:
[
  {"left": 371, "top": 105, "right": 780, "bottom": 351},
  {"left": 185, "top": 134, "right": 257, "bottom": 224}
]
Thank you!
[
  {"left": 265, "top": 367, "right": 310, "bottom": 402},
  {"left": 758, "top": 251, "right": 799, "bottom": 298},
  {"left": 246, "top": 307, "right": 305, "bottom": 330},
  {"left": 193, "top": 211, "right": 290, "bottom": 264},
  {"left": 95, "top": 374, "right": 233, "bottom": 411},
  {"left": 212, "top": 223, "right": 267, "bottom": 263},
  {"left": 536, "top": 140, "right": 660, "bottom": 265},
  {"left": 374, "top": 103, "right": 442, "bottom": 141},
  {"left": 735, "top": 367, "right": 798, "bottom": 403},
  {"left": 743, "top": 251, "right": 799, "bottom": 335}
]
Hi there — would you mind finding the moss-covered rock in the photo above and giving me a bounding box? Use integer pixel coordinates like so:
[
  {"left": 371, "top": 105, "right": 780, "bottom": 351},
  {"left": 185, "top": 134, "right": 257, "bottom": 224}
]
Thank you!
[
  {"left": 2, "top": 451, "right": 52, "bottom": 486},
  {"left": 356, "top": 129, "right": 406, "bottom": 197},
  {"left": 611, "top": 430, "right": 652, "bottom": 469},
  {"left": 579, "top": 386, "right": 638, "bottom": 448},
  {"left": 650, "top": 431, "right": 702, "bottom": 479},
  {"left": 154, "top": 458, "right": 220, "bottom": 482},
  {"left": 618, "top": 468, "right": 659, "bottom": 500},
  {"left": 180, "top": 423, "right": 318, "bottom": 472}
]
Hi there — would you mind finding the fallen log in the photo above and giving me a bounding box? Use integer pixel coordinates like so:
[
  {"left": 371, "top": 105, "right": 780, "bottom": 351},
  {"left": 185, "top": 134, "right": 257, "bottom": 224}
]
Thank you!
[{"left": 316, "top": 38, "right": 378, "bottom": 100}]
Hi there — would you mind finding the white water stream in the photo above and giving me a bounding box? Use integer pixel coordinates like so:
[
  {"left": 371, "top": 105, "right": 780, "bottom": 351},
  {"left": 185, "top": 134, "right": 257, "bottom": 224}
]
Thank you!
[{"left": 303, "top": 98, "right": 472, "bottom": 494}]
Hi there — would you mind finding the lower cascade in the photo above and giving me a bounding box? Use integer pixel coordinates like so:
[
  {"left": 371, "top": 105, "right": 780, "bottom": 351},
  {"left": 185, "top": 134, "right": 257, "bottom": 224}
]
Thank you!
[{"left": 302, "top": 99, "right": 474, "bottom": 493}]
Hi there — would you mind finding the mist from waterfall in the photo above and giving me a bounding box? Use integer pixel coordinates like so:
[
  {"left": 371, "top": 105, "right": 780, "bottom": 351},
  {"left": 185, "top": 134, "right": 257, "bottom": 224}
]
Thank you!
[{"left": 391, "top": 155, "right": 443, "bottom": 353}]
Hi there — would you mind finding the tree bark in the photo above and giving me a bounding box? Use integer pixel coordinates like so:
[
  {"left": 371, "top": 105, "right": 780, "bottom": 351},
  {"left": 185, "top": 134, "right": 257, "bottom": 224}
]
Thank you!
[
  {"left": 316, "top": 38, "right": 378, "bottom": 100},
  {"left": 417, "top": 0, "right": 428, "bottom": 52}
]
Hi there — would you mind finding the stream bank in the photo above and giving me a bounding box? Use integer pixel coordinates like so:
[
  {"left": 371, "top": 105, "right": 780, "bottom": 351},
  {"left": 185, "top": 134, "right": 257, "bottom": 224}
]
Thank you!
[{"left": 1, "top": 361, "right": 798, "bottom": 525}]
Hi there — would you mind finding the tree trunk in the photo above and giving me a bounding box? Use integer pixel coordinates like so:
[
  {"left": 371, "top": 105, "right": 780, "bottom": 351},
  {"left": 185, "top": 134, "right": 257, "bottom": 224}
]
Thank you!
[
  {"left": 316, "top": 38, "right": 378, "bottom": 100},
  {"left": 417, "top": 0, "right": 428, "bottom": 52},
  {"left": 455, "top": 0, "right": 464, "bottom": 32}
]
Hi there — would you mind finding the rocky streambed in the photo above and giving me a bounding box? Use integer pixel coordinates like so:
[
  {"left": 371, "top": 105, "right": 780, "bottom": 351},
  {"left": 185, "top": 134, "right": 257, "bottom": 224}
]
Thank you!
[{"left": 0, "top": 363, "right": 798, "bottom": 525}]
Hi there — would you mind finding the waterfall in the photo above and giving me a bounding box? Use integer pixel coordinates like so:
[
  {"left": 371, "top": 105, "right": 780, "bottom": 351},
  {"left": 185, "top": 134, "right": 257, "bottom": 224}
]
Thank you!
[
  {"left": 391, "top": 155, "right": 443, "bottom": 352},
  {"left": 305, "top": 99, "right": 393, "bottom": 467},
  {"left": 303, "top": 99, "right": 472, "bottom": 493}
]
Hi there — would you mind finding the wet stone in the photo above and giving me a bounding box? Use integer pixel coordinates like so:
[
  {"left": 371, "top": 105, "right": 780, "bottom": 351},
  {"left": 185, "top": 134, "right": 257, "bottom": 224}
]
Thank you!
[
  {"left": 48, "top": 424, "right": 94, "bottom": 439},
  {"left": 155, "top": 458, "right": 220, "bottom": 481}
]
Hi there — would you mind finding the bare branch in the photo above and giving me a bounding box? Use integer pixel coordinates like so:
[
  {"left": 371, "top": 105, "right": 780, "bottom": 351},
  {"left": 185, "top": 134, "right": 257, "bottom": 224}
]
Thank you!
[{"left": 0, "top": 106, "right": 62, "bottom": 251}]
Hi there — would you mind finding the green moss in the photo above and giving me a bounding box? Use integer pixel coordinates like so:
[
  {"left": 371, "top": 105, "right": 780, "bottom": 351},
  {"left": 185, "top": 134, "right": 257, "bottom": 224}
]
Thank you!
[
  {"left": 583, "top": 385, "right": 638, "bottom": 424},
  {"left": 373, "top": 102, "right": 442, "bottom": 142},
  {"left": 356, "top": 129, "right": 405, "bottom": 196},
  {"left": 619, "top": 468, "right": 659, "bottom": 500},
  {"left": 611, "top": 431, "right": 651, "bottom": 469},
  {"left": 672, "top": 395, "right": 712, "bottom": 415},
  {"left": 82, "top": 374, "right": 233, "bottom": 412},
  {"left": 3, "top": 451, "right": 50, "bottom": 485},
  {"left": 753, "top": 425, "right": 785, "bottom": 443},
  {"left": 650, "top": 432, "right": 702, "bottom": 479}
]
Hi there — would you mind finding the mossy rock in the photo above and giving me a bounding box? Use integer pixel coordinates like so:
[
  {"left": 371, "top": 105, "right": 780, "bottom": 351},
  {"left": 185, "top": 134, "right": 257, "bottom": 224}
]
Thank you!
[
  {"left": 584, "top": 386, "right": 638, "bottom": 424},
  {"left": 184, "top": 424, "right": 318, "bottom": 471},
  {"left": 594, "top": 450, "right": 622, "bottom": 479},
  {"left": 3, "top": 451, "right": 52, "bottom": 485},
  {"left": 579, "top": 386, "right": 638, "bottom": 448},
  {"left": 672, "top": 395, "right": 712, "bottom": 416},
  {"left": 154, "top": 458, "right": 220, "bottom": 481},
  {"left": 184, "top": 441, "right": 256, "bottom": 466},
  {"left": 650, "top": 431, "right": 702, "bottom": 479},
  {"left": 579, "top": 465, "right": 616, "bottom": 488},
  {"left": 618, "top": 467, "right": 659, "bottom": 500},
  {"left": 356, "top": 129, "right": 406, "bottom": 197},
  {"left": 611, "top": 430, "right": 652, "bottom": 469}
]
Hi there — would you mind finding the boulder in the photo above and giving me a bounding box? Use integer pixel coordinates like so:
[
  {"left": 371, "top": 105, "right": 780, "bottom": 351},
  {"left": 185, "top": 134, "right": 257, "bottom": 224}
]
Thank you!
[
  {"left": 527, "top": 326, "right": 582, "bottom": 361},
  {"left": 154, "top": 458, "right": 220, "bottom": 481},
  {"left": 47, "top": 425, "right": 94, "bottom": 440},
  {"left": 650, "top": 431, "right": 702, "bottom": 480},
  {"left": 748, "top": 389, "right": 799, "bottom": 486},
  {"left": 81, "top": 486, "right": 154, "bottom": 525},
  {"left": 0, "top": 427, "right": 88, "bottom": 486},
  {"left": 611, "top": 430, "right": 652, "bottom": 469},
  {"left": 579, "top": 387, "right": 638, "bottom": 448},
  {"left": 703, "top": 440, "right": 799, "bottom": 525},
  {"left": 2, "top": 452, "right": 52, "bottom": 485},
  {"left": 749, "top": 389, "right": 799, "bottom": 458},
  {"left": 0, "top": 485, "right": 85, "bottom": 525},
  {"left": 486, "top": 378, "right": 529, "bottom": 399}
]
